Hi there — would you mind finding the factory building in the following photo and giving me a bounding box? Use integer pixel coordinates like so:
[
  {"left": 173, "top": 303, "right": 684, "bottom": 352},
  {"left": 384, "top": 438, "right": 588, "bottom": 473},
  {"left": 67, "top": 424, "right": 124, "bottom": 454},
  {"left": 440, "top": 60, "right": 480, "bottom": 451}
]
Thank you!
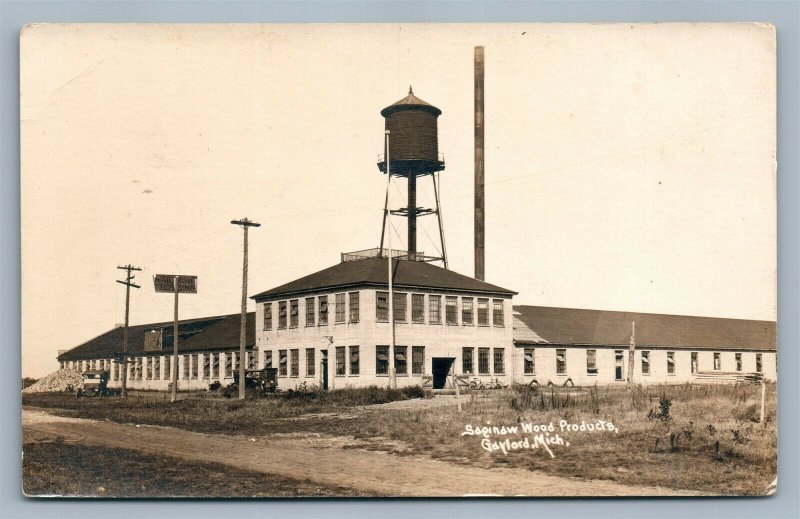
[
  {"left": 55, "top": 85, "right": 777, "bottom": 390},
  {"left": 251, "top": 253, "right": 515, "bottom": 390},
  {"left": 57, "top": 313, "right": 255, "bottom": 390}
]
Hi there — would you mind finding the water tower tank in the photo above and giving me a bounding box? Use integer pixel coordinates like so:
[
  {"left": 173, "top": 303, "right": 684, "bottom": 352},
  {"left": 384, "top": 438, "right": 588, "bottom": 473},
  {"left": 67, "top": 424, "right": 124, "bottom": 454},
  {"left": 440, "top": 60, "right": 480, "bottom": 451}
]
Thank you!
[{"left": 378, "top": 87, "right": 445, "bottom": 176}]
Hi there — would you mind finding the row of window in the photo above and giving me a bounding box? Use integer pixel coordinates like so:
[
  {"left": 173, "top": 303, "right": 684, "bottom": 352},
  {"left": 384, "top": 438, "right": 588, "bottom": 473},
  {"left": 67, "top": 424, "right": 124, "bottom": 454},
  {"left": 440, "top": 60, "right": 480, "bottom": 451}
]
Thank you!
[
  {"left": 262, "top": 346, "right": 432, "bottom": 377},
  {"left": 519, "top": 348, "right": 766, "bottom": 376},
  {"left": 264, "top": 292, "right": 360, "bottom": 330},
  {"left": 376, "top": 293, "right": 505, "bottom": 326},
  {"left": 62, "top": 352, "right": 256, "bottom": 381},
  {"left": 461, "top": 347, "right": 506, "bottom": 375}
]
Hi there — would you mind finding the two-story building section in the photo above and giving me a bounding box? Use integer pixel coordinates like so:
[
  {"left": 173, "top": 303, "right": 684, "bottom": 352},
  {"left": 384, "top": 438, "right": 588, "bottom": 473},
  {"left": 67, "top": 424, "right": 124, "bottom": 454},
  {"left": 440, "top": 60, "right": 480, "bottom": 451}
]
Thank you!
[{"left": 251, "top": 255, "right": 517, "bottom": 390}]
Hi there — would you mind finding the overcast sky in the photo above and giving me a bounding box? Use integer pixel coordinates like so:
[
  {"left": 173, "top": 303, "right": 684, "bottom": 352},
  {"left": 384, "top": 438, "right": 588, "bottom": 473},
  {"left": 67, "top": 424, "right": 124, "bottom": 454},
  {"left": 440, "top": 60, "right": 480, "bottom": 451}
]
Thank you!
[{"left": 21, "top": 23, "right": 776, "bottom": 377}]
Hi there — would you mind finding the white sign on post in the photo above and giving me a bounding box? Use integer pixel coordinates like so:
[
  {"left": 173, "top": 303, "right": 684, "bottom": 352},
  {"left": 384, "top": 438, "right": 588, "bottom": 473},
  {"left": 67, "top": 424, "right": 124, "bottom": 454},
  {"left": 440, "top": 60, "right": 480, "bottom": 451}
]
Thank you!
[{"left": 154, "top": 274, "right": 197, "bottom": 294}]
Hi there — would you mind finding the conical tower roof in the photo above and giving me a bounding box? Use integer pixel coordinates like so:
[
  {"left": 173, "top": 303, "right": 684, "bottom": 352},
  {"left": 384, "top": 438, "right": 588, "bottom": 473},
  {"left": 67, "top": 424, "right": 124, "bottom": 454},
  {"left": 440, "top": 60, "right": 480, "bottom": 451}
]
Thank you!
[{"left": 380, "top": 86, "right": 442, "bottom": 117}]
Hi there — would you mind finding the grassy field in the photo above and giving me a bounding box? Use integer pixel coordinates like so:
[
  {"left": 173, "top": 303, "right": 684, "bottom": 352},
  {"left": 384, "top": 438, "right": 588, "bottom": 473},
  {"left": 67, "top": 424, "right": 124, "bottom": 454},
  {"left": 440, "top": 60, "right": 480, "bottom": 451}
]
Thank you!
[
  {"left": 23, "top": 436, "right": 376, "bottom": 497},
  {"left": 23, "top": 382, "right": 776, "bottom": 496}
]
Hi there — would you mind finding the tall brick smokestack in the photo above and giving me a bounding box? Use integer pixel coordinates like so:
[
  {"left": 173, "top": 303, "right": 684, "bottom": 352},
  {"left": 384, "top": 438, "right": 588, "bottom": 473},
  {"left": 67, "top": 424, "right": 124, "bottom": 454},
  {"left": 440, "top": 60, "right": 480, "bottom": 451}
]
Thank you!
[{"left": 474, "top": 46, "right": 485, "bottom": 280}]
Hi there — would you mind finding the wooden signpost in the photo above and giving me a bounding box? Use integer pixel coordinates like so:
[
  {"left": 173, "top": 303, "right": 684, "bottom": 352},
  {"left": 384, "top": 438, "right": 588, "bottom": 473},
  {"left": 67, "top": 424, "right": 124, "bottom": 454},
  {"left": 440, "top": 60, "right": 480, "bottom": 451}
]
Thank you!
[{"left": 154, "top": 274, "right": 197, "bottom": 403}]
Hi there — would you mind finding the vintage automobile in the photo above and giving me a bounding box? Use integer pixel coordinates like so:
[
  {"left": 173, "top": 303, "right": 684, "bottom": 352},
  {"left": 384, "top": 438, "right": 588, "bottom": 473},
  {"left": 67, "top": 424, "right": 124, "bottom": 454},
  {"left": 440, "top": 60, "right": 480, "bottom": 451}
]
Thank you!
[
  {"left": 244, "top": 367, "right": 279, "bottom": 393},
  {"left": 76, "top": 370, "right": 119, "bottom": 397}
]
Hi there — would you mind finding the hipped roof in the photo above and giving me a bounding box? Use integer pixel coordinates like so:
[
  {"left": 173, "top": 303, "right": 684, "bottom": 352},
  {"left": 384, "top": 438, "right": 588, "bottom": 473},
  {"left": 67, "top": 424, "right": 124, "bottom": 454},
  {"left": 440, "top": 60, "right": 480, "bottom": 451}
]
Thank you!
[
  {"left": 251, "top": 257, "right": 516, "bottom": 300},
  {"left": 58, "top": 313, "right": 255, "bottom": 361},
  {"left": 513, "top": 305, "right": 776, "bottom": 351}
]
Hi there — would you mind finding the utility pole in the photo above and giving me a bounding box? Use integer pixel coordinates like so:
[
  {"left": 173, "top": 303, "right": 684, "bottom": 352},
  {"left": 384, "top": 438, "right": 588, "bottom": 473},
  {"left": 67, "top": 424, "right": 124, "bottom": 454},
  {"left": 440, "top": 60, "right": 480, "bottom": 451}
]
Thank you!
[
  {"left": 232, "top": 218, "right": 260, "bottom": 400},
  {"left": 385, "top": 130, "right": 397, "bottom": 390},
  {"left": 627, "top": 321, "right": 636, "bottom": 389},
  {"left": 116, "top": 264, "right": 141, "bottom": 398}
]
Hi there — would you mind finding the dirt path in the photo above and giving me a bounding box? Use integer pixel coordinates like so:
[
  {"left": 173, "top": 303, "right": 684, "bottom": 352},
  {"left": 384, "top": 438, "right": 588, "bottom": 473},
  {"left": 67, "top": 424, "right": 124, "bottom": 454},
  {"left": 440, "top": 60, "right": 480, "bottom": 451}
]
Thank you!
[{"left": 23, "top": 408, "right": 702, "bottom": 497}]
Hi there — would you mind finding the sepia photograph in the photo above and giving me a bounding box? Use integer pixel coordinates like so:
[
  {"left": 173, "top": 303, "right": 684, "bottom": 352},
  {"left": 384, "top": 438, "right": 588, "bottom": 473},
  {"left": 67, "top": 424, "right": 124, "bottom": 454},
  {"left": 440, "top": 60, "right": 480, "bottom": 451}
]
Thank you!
[{"left": 20, "top": 22, "right": 777, "bottom": 498}]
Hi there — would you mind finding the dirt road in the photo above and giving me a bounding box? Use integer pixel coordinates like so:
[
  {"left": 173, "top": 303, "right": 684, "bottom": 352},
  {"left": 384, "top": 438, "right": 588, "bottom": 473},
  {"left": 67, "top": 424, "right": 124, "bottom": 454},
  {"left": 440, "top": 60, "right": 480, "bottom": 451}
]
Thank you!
[{"left": 23, "top": 407, "right": 702, "bottom": 497}]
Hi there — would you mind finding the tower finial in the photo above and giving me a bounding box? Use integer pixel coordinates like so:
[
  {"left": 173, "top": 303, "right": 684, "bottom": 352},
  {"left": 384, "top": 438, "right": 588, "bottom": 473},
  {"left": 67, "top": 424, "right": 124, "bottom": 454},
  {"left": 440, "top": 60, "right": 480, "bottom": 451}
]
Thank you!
[{"left": 409, "top": 85, "right": 413, "bottom": 95}]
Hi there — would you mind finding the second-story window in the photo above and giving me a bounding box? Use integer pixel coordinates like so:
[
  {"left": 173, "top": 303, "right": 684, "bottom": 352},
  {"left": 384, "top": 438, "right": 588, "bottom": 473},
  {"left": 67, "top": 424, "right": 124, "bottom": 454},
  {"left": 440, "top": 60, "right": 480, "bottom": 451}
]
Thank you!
[
  {"left": 394, "top": 292, "right": 407, "bottom": 322},
  {"left": 477, "top": 298, "right": 489, "bottom": 326},
  {"left": 263, "top": 303, "right": 272, "bottom": 331},
  {"left": 446, "top": 296, "right": 458, "bottom": 325},
  {"left": 278, "top": 301, "right": 287, "bottom": 329},
  {"left": 376, "top": 291, "right": 389, "bottom": 322},
  {"left": 335, "top": 293, "right": 346, "bottom": 323},
  {"left": 429, "top": 295, "right": 441, "bottom": 324},
  {"left": 412, "top": 294, "right": 425, "bottom": 323},
  {"left": 492, "top": 299, "right": 504, "bottom": 326},
  {"left": 462, "top": 297, "right": 474, "bottom": 325},
  {"left": 349, "top": 292, "right": 360, "bottom": 323},
  {"left": 305, "top": 297, "right": 315, "bottom": 327},
  {"left": 289, "top": 299, "right": 299, "bottom": 328},
  {"left": 318, "top": 296, "right": 328, "bottom": 326}
]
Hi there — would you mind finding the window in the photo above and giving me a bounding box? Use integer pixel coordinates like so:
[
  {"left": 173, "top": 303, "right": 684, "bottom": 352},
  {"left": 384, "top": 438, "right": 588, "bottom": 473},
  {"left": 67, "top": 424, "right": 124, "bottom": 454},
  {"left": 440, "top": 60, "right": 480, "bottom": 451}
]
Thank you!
[
  {"left": 224, "top": 353, "right": 232, "bottom": 378},
  {"left": 691, "top": 352, "right": 698, "bottom": 374},
  {"left": 263, "top": 303, "right": 272, "bottom": 331},
  {"left": 278, "top": 301, "right": 287, "bottom": 329},
  {"left": 247, "top": 351, "right": 256, "bottom": 370},
  {"left": 394, "top": 292, "right": 407, "bottom": 322},
  {"left": 211, "top": 353, "right": 218, "bottom": 378},
  {"left": 191, "top": 354, "right": 198, "bottom": 379},
  {"left": 395, "top": 346, "right": 408, "bottom": 375},
  {"left": 376, "top": 292, "right": 389, "bottom": 322},
  {"left": 233, "top": 352, "right": 240, "bottom": 372},
  {"left": 429, "top": 295, "right": 441, "bottom": 324},
  {"left": 462, "top": 298, "right": 474, "bottom": 325},
  {"left": 667, "top": 351, "right": 675, "bottom": 374},
  {"left": 290, "top": 349, "right": 299, "bottom": 377},
  {"left": 349, "top": 346, "right": 360, "bottom": 375},
  {"left": 524, "top": 348, "right": 535, "bottom": 375},
  {"left": 136, "top": 358, "right": 142, "bottom": 380},
  {"left": 335, "top": 293, "right": 346, "bottom": 323},
  {"left": 493, "top": 348, "right": 505, "bottom": 374},
  {"left": 113, "top": 362, "right": 119, "bottom": 381},
  {"left": 376, "top": 345, "right": 389, "bottom": 375},
  {"left": 182, "top": 355, "right": 190, "bottom": 379},
  {"left": 446, "top": 296, "right": 458, "bottom": 325},
  {"left": 306, "top": 349, "right": 315, "bottom": 377},
  {"left": 203, "top": 354, "right": 210, "bottom": 379},
  {"left": 735, "top": 352, "right": 742, "bottom": 371},
  {"left": 336, "top": 346, "right": 346, "bottom": 376},
  {"left": 641, "top": 351, "right": 650, "bottom": 374},
  {"left": 586, "top": 349, "right": 597, "bottom": 374},
  {"left": 478, "top": 347, "right": 490, "bottom": 375},
  {"left": 556, "top": 349, "right": 567, "bottom": 374},
  {"left": 713, "top": 352, "right": 721, "bottom": 370},
  {"left": 756, "top": 353, "right": 763, "bottom": 373},
  {"left": 412, "top": 346, "right": 425, "bottom": 375},
  {"left": 477, "top": 298, "right": 489, "bottom": 326},
  {"left": 164, "top": 356, "right": 171, "bottom": 380},
  {"left": 349, "top": 292, "right": 360, "bottom": 323},
  {"left": 305, "top": 298, "right": 315, "bottom": 327},
  {"left": 146, "top": 357, "right": 152, "bottom": 380},
  {"left": 493, "top": 299, "right": 504, "bottom": 327},
  {"left": 290, "top": 299, "right": 299, "bottom": 328},
  {"left": 278, "top": 350, "right": 287, "bottom": 376},
  {"left": 412, "top": 294, "right": 425, "bottom": 323},
  {"left": 318, "top": 296, "right": 328, "bottom": 326},
  {"left": 462, "top": 347, "right": 474, "bottom": 374},
  {"left": 263, "top": 350, "right": 273, "bottom": 369}
]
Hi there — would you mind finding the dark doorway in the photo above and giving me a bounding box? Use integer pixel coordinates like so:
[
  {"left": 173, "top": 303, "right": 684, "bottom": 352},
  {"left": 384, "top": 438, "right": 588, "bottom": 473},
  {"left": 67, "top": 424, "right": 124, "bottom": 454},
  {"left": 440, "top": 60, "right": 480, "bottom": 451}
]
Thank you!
[
  {"left": 432, "top": 357, "right": 455, "bottom": 389},
  {"left": 615, "top": 350, "right": 624, "bottom": 381},
  {"left": 321, "top": 350, "right": 329, "bottom": 390}
]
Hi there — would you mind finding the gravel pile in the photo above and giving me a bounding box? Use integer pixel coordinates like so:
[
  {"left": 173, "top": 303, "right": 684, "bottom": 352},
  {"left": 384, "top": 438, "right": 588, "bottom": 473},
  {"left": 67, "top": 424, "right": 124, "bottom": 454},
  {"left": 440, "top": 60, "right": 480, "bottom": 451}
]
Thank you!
[{"left": 23, "top": 369, "right": 83, "bottom": 393}]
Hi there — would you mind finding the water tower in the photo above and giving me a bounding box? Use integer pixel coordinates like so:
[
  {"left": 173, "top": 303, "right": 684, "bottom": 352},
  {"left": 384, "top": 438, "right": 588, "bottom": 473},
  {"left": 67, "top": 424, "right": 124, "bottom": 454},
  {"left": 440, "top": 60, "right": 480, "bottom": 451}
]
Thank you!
[{"left": 377, "top": 87, "right": 448, "bottom": 266}]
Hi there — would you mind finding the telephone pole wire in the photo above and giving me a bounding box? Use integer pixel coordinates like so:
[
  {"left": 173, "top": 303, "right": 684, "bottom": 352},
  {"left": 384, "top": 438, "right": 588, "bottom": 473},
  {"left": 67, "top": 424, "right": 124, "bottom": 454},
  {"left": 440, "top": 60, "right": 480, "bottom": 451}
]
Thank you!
[
  {"left": 116, "top": 264, "right": 142, "bottom": 398},
  {"left": 231, "top": 218, "right": 260, "bottom": 400}
]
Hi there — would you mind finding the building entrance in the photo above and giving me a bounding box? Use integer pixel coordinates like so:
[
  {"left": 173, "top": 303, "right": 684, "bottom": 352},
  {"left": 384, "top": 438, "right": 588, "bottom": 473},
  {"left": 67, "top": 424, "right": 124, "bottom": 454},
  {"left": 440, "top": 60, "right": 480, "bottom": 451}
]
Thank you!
[
  {"left": 431, "top": 357, "right": 455, "bottom": 389},
  {"left": 320, "top": 350, "right": 328, "bottom": 390}
]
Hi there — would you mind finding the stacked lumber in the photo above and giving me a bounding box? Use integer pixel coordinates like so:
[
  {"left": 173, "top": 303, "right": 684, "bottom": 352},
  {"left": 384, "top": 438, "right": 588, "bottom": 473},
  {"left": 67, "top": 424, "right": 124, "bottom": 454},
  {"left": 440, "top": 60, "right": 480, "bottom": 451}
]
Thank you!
[
  {"left": 691, "top": 371, "right": 763, "bottom": 384},
  {"left": 22, "top": 369, "right": 82, "bottom": 393}
]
